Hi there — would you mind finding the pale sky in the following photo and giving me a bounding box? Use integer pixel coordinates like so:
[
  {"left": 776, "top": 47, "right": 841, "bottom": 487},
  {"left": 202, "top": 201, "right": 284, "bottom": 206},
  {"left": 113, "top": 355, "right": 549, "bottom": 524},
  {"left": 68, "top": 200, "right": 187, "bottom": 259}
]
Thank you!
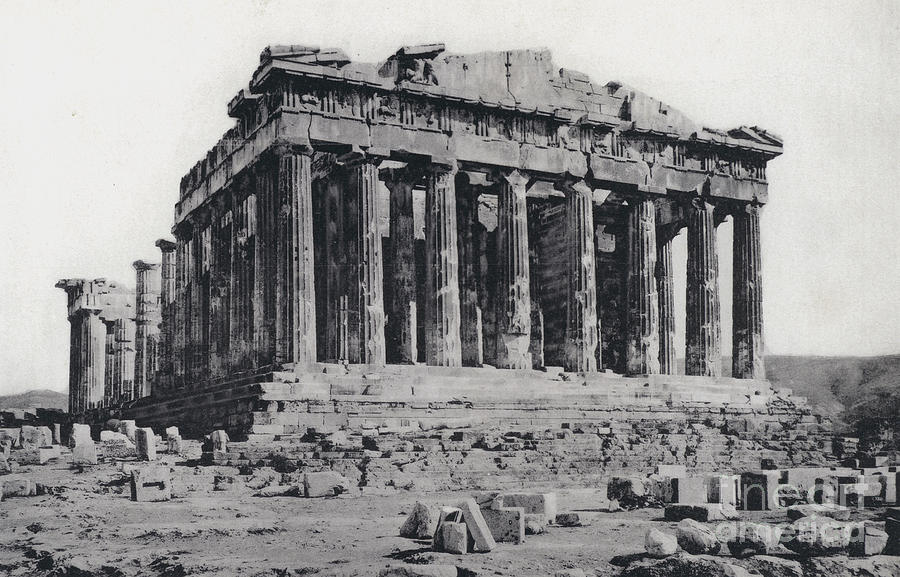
[{"left": 1, "top": 0, "right": 898, "bottom": 395}]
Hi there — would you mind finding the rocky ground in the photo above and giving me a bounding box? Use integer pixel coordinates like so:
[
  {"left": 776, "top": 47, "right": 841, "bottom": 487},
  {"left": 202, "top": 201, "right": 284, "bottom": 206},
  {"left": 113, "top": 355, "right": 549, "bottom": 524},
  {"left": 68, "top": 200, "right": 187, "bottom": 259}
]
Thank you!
[{"left": 0, "top": 448, "right": 897, "bottom": 577}]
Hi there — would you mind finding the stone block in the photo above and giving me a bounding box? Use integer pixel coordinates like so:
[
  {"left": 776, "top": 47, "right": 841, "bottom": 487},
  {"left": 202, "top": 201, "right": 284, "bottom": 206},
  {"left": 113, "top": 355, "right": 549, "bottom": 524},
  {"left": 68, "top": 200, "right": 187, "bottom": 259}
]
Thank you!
[
  {"left": 555, "top": 512, "right": 583, "bottom": 527},
  {"left": 607, "top": 477, "right": 646, "bottom": 502},
  {"left": 71, "top": 443, "right": 97, "bottom": 466},
  {"left": 740, "top": 471, "right": 781, "bottom": 510},
  {"left": 303, "top": 471, "right": 348, "bottom": 497},
  {"left": 664, "top": 503, "right": 738, "bottom": 522},
  {"left": 436, "top": 522, "right": 468, "bottom": 554},
  {"left": 0, "top": 428, "right": 20, "bottom": 448},
  {"left": 644, "top": 528, "right": 677, "bottom": 558},
  {"left": 2, "top": 478, "right": 37, "bottom": 497},
  {"left": 849, "top": 524, "right": 888, "bottom": 557},
  {"left": 19, "top": 425, "right": 52, "bottom": 448},
  {"left": 14, "top": 447, "right": 56, "bottom": 465},
  {"left": 784, "top": 516, "right": 857, "bottom": 556},
  {"left": 493, "top": 492, "right": 557, "bottom": 522},
  {"left": 165, "top": 426, "right": 179, "bottom": 439},
  {"left": 655, "top": 464, "right": 687, "bottom": 477},
  {"left": 885, "top": 517, "right": 900, "bottom": 555},
  {"left": 400, "top": 502, "right": 433, "bottom": 539},
  {"left": 457, "top": 498, "right": 496, "bottom": 552},
  {"left": 130, "top": 466, "right": 171, "bottom": 502},
  {"left": 52, "top": 424, "right": 61, "bottom": 445},
  {"left": 481, "top": 506, "right": 524, "bottom": 544},
  {"left": 135, "top": 428, "right": 156, "bottom": 461},
  {"left": 100, "top": 430, "right": 131, "bottom": 445},
  {"left": 432, "top": 507, "right": 462, "bottom": 550},
  {"left": 523, "top": 513, "right": 546, "bottom": 535},
  {"left": 118, "top": 420, "right": 137, "bottom": 442},
  {"left": 210, "top": 429, "right": 229, "bottom": 452},
  {"left": 708, "top": 475, "right": 739, "bottom": 507},
  {"left": 674, "top": 476, "right": 708, "bottom": 504},
  {"left": 70, "top": 424, "right": 92, "bottom": 447},
  {"left": 167, "top": 435, "right": 183, "bottom": 455}
]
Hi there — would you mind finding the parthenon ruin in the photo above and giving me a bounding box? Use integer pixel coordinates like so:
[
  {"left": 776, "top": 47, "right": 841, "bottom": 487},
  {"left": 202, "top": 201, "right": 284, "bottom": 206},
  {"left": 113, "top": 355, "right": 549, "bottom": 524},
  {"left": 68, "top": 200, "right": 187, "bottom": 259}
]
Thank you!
[{"left": 58, "top": 44, "right": 783, "bottom": 435}]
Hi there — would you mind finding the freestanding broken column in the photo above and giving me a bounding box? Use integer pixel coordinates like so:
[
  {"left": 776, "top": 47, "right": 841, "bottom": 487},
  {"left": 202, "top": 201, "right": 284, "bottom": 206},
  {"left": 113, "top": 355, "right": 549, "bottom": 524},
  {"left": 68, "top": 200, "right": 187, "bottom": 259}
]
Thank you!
[
  {"left": 625, "top": 197, "right": 660, "bottom": 375},
  {"left": 563, "top": 180, "right": 598, "bottom": 372},
  {"left": 424, "top": 162, "right": 462, "bottom": 367},
  {"left": 133, "top": 260, "right": 161, "bottom": 398},
  {"left": 685, "top": 197, "right": 722, "bottom": 377},
  {"left": 732, "top": 202, "right": 765, "bottom": 379},
  {"left": 656, "top": 231, "right": 677, "bottom": 375},
  {"left": 383, "top": 165, "right": 421, "bottom": 364},
  {"left": 495, "top": 170, "right": 532, "bottom": 369},
  {"left": 156, "top": 239, "right": 176, "bottom": 391}
]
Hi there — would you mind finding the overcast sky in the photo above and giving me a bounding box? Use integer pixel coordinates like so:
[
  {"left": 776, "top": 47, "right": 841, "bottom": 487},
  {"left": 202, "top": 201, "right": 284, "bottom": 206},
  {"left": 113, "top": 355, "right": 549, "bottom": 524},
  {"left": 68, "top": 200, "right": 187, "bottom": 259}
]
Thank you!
[{"left": 1, "top": 0, "right": 898, "bottom": 395}]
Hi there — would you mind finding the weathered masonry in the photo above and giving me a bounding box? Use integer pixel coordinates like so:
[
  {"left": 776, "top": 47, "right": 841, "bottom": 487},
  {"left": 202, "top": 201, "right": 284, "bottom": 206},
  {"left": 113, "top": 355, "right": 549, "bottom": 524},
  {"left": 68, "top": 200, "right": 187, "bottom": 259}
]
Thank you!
[
  {"left": 60, "top": 45, "right": 789, "bottom": 441},
  {"left": 166, "top": 44, "right": 777, "bottom": 383}
]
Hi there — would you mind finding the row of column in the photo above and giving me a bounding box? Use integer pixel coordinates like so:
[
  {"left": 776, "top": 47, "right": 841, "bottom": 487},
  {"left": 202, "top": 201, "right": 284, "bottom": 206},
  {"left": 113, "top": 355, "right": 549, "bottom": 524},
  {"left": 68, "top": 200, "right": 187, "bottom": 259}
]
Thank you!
[{"left": 165, "top": 147, "right": 764, "bottom": 382}]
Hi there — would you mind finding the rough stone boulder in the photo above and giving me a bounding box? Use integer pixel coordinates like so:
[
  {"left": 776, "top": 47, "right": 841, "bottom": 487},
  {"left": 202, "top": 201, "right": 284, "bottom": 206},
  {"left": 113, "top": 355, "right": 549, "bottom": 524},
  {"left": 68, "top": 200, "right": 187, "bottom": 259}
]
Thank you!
[
  {"left": 378, "top": 565, "right": 458, "bottom": 577},
  {"left": 19, "top": 426, "right": 52, "bottom": 449},
  {"left": 782, "top": 515, "right": 858, "bottom": 557},
  {"left": 400, "top": 502, "right": 433, "bottom": 539},
  {"left": 786, "top": 503, "right": 851, "bottom": 521},
  {"left": 726, "top": 522, "right": 781, "bottom": 558},
  {"left": 665, "top": 504, "right": 738, "bottom": 522},
  {"left": 436, "top": 522, "right": 468, "bottom": 554},
  {"left": 645, "top": 528, "right": 678, "bottom": 558},
  {"left": 303, "top": 471, "right": 349, "bottom": 497},
  {"left": 676, "top": 518, "right": 721, "bottom": 555},
  {"left": 608, "top": 477, "right": 648, "bottom": 508}
]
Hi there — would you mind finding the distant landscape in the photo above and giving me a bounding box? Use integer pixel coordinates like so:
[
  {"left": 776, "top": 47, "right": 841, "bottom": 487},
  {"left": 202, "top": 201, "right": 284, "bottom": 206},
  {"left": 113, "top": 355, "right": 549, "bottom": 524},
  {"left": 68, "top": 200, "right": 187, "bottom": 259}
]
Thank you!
[{"left": 1, "top": 355, "right": 897, "bottom": 436}]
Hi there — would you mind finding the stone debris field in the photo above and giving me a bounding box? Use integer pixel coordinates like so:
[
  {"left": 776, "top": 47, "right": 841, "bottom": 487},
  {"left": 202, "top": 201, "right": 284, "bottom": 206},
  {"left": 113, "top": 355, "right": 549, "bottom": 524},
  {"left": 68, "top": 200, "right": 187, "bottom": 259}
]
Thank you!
[{"left": 1, "top": 422, "right": 898, "bottom": 577}]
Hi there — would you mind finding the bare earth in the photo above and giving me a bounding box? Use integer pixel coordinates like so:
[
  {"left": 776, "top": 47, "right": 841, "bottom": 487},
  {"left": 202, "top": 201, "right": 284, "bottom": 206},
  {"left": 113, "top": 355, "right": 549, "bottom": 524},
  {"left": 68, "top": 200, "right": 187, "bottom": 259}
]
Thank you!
[{"left": 0, "top": 448, "right": 889, "bottom": 577}]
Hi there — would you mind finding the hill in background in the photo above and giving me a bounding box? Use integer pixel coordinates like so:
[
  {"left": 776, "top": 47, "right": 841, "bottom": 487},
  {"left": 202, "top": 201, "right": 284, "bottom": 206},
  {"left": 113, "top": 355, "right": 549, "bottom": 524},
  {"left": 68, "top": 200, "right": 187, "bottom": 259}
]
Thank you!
[{"left": 0, "top": 389, "right": 67, "bottom": 412}]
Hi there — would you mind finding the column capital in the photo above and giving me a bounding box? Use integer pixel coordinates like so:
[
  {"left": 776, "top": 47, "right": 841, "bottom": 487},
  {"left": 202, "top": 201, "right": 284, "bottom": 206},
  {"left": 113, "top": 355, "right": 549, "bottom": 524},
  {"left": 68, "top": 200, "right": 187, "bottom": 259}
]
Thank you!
[
  {"left": 426, "top": 157, "right": 458, "bottom": 175},
  {"left": 498, "top": 168, "right": 530, "bottom": 190},
  {"left": 379, "top": 162, "right": 427, "bottom": 190},
  {"left": 270, "top": 140, "right": 314, "bottom": 158},
  {"left": 155, "top": 238, "right": 176, "bottom": 253},
  {"left": 133, "top": 260, "right": 160, "bottom": 272}
]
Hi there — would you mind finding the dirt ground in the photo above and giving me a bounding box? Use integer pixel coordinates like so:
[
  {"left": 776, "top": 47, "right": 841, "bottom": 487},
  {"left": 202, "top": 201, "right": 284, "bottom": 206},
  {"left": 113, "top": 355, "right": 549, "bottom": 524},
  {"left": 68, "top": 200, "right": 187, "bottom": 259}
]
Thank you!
[{"left": 0, "top": 450, "right": 880, "bottom": 577}]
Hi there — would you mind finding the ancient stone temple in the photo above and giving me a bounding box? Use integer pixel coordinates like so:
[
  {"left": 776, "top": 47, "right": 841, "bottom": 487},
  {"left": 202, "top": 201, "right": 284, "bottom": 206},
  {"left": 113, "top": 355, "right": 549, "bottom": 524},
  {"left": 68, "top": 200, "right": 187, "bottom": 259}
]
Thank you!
[{"left": 61, "top": 45, "right": 807, "bottom": 465}]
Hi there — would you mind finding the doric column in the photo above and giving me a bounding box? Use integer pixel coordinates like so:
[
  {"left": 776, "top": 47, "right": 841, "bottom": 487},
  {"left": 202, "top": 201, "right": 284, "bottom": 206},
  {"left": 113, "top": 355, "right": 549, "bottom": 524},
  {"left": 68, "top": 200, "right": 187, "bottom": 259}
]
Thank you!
[
  {"left": 275, "top": 149, "right": 317, "bottom": 367},
  {"left": 347, "top": 158, "right": 385, "bottom": 365},
  {"left": 685, "top": 198, "right": 722, "bottom": 377},
  {"left": 323, "top": 173, "right": 348, "bottom": 363},
  {"left": 82, "top": 308, "right": 106, "bottom": 409},
  {"left": 656, "top": 231, "right": 677, "bottom": 374},
  {"left": 133, "top": 260, "right": 160, "bottom": 398},
  {"left": 172, "top": 233, "right": 188, "bottom": 386},
  {"left": 424, "top": 162, "right": 462, "bottom": 367},
  {"left": 563, "top": 180, "right": 598, "bottom": 372},
  {"left": 732, "top": 202, "right": 765, "bottom": 379},
  {"left": 495, "top": 170, "right": 532, "bottom": 369},
  {"left": 456, "top": 173, "right": 484, "bottom": 367},
  {"left": 383, "top": 165, "right": 422, "bottom": 364},
  {"left": 625, "top": 197, "right": 661, "bottom": 375},
  {"left": 156, "top": 239, "right": 176, "bottom": 390},
  {"left": 103, "top": 319, "right": 115, "bottom": 405},
  {"left": 115, "top": 317, "right": 136, "bottom": 403}
]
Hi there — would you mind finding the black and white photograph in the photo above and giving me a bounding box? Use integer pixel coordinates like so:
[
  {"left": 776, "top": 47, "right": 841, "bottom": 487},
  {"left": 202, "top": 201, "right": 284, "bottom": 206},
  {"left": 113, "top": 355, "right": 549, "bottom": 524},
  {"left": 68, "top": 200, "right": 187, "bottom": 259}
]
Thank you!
[{"left": 0, "top": 1, "right": 898, "bottom": 575}]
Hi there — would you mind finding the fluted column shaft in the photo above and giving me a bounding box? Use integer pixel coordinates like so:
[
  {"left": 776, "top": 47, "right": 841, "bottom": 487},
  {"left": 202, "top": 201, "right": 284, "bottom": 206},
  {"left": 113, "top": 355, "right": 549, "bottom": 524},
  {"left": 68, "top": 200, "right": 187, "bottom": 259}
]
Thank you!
[
  {"left": 134, "top": 261, "right": 160, "bottom": 398},
  {"left": 656, "top": 233, "right": 677, "bottom": 374},
  {"left": 564, "top": 181, "right": 598, "bottom": 372},
  {"left": 685, "top": 198, "right": 722, "bottom": 376},
  {"left": 156, "top": 240, "right": 176, "bottom": 391},
  {"left": 457, "top": 176, "right": 484, "bottom": 367},
  {"left": 495, "top": 170, "right": 532, "bottom": 369},
  {"left": 384, "top": 167, "right": 420, "bottom": 364},
  {"left": 275, "top": 150, "right": 317, "bottom": 367},
  {"left": 82, "top": 309, "right": 106, "bottom": 409},
  {"left": 625, "top": 198, "right": 661, "bottom": 375},
  {"left": 424, "top": 163, "right": 462, "bottom": 367},
  {"left": 733, "top": 203, "right": 765, "bottom": 379}
]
